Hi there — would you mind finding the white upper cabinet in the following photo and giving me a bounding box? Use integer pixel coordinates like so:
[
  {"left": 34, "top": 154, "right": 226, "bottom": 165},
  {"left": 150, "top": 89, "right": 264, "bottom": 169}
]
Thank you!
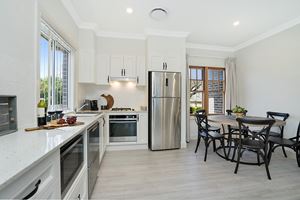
[
  {"left": 110, "top": 55, "right": 137, "bottom": 78},
  {"left": 123, "top": 56, "right": 136, "bottom": 77},
  {"left": 78, "top": 50, "right": 95, "bottom": 83},
  {"left": 137, "top": 56, "right": 146, "bottom": 86},
  {"left": 78, "top": 29, "right": 96, "bottom": 83},
  {"left": 147, "top": 36, "right": 185, "bottom": 72},
  {"left": 95, "top": 54, "right": 110, "bottom": 85},
  {"left": 110, "top": 55, "right": 124, "bottom": 77}
]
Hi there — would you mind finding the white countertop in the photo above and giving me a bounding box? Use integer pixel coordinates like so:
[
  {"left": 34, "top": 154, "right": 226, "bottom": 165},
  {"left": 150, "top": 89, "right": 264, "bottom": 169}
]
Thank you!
[{"left": 0, "top": 113, "right": 104, "bottom": 191}]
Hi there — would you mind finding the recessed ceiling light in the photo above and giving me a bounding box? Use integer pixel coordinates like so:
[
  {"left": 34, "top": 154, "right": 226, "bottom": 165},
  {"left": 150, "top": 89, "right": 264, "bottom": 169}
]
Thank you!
[
  {"left": 233, "top": 21, "right": 240, "bottom": 27},
  {"left": 126, "top": 7, "right": 133, "bottom": 14}
]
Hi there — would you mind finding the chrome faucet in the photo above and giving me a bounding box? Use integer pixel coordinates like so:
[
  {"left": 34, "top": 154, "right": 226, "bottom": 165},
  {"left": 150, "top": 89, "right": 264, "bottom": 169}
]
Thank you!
[{"left": 76, "top": 103, "right": 89, "bottom": 112}]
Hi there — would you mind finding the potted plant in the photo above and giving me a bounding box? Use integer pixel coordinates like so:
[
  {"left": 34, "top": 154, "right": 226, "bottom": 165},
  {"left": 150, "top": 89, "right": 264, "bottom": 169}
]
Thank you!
[{"left": 232, "top": 105, "right": 247, "bottom": 118}]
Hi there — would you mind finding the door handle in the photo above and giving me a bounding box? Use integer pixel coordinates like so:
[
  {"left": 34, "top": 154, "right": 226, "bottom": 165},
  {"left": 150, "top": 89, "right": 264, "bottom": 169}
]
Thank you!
[
  {"left": 166, "top": 62, "right": 167, "bottom": 70},
  {"left": 121, "top": 69, "right": 123, "bottom": 76},
  {"left": 124, "top": 69, "right": 126, "bottom": 76},
  {"left": 163, "top": 62, "right": 165, "bottom": 70}
]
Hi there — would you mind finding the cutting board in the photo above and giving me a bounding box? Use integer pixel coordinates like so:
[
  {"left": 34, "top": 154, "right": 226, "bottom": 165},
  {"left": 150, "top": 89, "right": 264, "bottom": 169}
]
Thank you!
[{"left": 25, "top": 122, "right": 84, "bottom": 132}]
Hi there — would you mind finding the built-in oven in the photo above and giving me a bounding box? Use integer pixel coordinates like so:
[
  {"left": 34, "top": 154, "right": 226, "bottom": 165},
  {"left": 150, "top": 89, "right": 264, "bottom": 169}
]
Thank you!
[
  {"left": 60, "top": 133, "right": 84, "bottom": 198},
  {"left": 109, "top": 115, "right": 137, "bottom": 142}
]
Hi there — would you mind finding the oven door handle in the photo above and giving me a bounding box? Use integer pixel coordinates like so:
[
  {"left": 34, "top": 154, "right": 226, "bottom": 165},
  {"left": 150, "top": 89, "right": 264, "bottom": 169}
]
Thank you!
[
  {"left": 109, "top": 120, "right": 137, "bottom": 123},
  {"left": 61, "top": 136, "right": 83, "bottom": 158}
]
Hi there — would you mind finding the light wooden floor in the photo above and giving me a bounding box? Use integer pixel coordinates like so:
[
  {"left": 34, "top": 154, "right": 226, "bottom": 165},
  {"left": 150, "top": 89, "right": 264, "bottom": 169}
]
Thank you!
[{"left": 91, "top": 141, "right": 300, "bottom": 200}]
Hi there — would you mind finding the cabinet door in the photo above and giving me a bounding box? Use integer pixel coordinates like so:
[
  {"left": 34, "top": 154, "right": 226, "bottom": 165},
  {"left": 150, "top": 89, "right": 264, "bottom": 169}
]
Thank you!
[
  {"left": 137, "top": 56, "right": 146, "bottom": 86},
  {"left": 164, "top": 56, "right": 180, "bottom": 72},
  {"left": 99, "top": 117, "right": 104, "bottom": 163},
  {"left": 123, "top": 56, "right": 136, "bottom": 77},
  {"left": 95, "top": 54, "right": 110, "bottom": 85},
  {"left": 149, "top": 56, "right": 164, "bottom": 71},
  {"left": 78, "top": 50, "right": 95, "bottom": 83},
  {"left": 137, "top": 113, "right": 148, "bottom": 144},
  {"left": 110, "top": 55, "right": 123, "bottom": 77}
]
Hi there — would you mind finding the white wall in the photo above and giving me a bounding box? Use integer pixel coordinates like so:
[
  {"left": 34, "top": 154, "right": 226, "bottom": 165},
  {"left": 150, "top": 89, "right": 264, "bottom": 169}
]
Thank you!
[
  {"left": 186, "top": 48, "right": 233, "bottom": 140},
  {"left": 77, "top": 37, "right": 147, "bottom": 110},
  {"left": 0, "top": 0, "right": 38, "bottom": 129},
  {"left": 236, "top": 24, "right": 300, "bottom": 138},
  {"left": 0, "top": 0, "right": 78, "bottom": 129}
]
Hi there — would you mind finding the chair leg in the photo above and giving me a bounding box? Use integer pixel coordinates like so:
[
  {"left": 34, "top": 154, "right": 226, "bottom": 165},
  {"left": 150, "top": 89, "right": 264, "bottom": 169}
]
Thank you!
[
  {"left": 213, "top": 140, "right": 216, "bottom": 152},
  {"left": 296, "top": 148, "right": 300, "bottom": 167},
  {"left": 268, "top": 143, "right": 274, "bottom": 165},
  {"left": 221, "top": 139, "right": 227, "bottom": 159},
  {"left": 234, "top": 146, "right": 241, "bottom": 174},
  {"left": 263, "top": 151, "right": 271, "bottom": 180},
  {"left": 195, "top": 136, "right": 201, "bottom": 153},
  {"left": 257, "top": 150, "right": 261, "bottom": 166},
  {"left": 204, "top": 139, "right": 209, "bottom": 162},
  {"left": 282, "top": 146, "right": 288, "bottom": 158},
  {"left": 231, "top": 141, "right": 237, "bottom": 162}
]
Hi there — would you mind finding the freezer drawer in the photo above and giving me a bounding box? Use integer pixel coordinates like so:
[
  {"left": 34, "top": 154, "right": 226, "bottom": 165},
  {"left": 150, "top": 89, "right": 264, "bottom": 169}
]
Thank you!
[{"left": 150, "top": 98, "right": 181, "bottom": 150}]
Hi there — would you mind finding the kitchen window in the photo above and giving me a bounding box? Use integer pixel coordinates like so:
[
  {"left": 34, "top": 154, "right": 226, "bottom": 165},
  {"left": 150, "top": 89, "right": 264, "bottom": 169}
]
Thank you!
[
  {"left": 189, "top": 66, "right": 225, "bottom": 115},
  {"left": 39, "top": 20, "right": 72, "bottom": 109}
]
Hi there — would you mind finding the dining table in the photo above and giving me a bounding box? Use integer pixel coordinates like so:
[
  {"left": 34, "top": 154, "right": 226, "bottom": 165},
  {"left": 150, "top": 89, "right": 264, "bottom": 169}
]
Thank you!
[{"left": 207, "top": 115, "right": 286, "bottom": 165}]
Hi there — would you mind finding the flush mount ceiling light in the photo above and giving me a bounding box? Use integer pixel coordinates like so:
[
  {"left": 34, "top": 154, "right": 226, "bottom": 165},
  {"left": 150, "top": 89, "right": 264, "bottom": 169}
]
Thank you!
[
  {"left": 126, "top": 7, "right": 133, "bottom": 14},
  {"left": 150, "top": 7, "right": 168, "bottom": 21},
  {"left": 233, "top": 21, "right": 240, "bottom": 27}
]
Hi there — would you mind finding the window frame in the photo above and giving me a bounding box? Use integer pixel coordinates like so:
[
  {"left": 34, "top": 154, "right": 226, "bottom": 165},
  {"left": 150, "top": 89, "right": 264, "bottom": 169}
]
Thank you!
[
  {"left": 189, "top": 66, "right": 226, "bottom": 115},
  {"left": 39, "top": 19, "right": 74, "bottom": 110}
]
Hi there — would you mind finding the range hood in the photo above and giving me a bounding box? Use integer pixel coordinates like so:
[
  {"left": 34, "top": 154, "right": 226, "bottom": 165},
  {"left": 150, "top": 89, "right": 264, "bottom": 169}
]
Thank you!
[{"left": 109, "top": 76, "right": 138, "bottom": 83}]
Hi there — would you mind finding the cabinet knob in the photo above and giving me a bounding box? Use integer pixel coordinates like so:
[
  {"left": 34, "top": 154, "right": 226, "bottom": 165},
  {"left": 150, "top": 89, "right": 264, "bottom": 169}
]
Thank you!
[{"left": 22, "top": 179, "right": 41, "bottom": 200}]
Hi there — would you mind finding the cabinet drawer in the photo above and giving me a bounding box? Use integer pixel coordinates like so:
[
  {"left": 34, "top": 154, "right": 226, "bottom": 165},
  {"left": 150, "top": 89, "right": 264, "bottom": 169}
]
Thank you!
[
  {"left": 64, "top": 166, "right": 88, "bottom": 200},
  {"left": 0, "top": 150, "right": 60, "bottom": 199}
]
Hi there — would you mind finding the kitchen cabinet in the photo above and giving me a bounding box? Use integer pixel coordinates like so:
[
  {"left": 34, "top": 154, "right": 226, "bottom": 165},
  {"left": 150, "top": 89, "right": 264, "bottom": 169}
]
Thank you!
[
  {"left": 137, "top": 113, "right": 148, "bottom": 144},
  {"left": 110, "top": 55, "right": 136, "bottom": 78},
  {"left": 0, "top": 151, "right": 60, "bottom": 199},
  {"left": 149, "top": 55, "right": 179, "bottom": 72},
  {"left": 78, "top": 50, "right": 96, "bottom": 83},
  {"left": 63, "top": 167, "right": 88, "bottom": 200},
  {"left": 137, "top": 56, "right": 146, "bottom": 86},
  {"left": 95, "top": 54, "right": 110, "bottom": 85},
  {"left": 147, "top": 36, "right": 185, "bottom": 72},
  {"left": 99, "top": 116, "right": 106, "bottom": 163}
]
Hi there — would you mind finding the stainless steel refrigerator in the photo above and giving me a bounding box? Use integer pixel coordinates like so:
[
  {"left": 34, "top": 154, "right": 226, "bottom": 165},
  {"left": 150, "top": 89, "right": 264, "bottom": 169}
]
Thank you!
[{"left": 148, "top": 71, "right": 181, "bottom": 150}]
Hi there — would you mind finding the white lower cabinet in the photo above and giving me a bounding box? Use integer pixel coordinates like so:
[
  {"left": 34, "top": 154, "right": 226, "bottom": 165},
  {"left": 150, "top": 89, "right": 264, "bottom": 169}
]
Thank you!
[
  {"left": 64, "top": 167, "right": 88, "bottom": 200},
  {"left": 0, "top": 150, "right": 60, "bottom": 199},
  {"left": 137, "top": 113, "right": 148, "bottom": 144},
  {"left": 99, "top": 116, "right": 106, "bottom": 163}
]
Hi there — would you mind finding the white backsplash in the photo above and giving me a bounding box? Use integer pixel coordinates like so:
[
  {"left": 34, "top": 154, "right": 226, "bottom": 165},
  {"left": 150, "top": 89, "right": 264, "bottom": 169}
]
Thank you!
[{"left": 78, "top": 83, "right": 147, "bottom": 110}]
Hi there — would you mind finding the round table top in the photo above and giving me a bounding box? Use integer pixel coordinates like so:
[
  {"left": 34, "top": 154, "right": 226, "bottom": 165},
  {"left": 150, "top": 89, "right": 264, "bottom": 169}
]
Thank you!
[{"left": 208, "top": 115, "right": 286, "bottom": 127}]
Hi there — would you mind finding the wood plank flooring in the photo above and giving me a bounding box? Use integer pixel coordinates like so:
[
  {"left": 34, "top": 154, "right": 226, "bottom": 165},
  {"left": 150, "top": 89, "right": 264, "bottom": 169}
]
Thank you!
[{"left": 91, "top": 141, "right": 300, "bottom": 200}]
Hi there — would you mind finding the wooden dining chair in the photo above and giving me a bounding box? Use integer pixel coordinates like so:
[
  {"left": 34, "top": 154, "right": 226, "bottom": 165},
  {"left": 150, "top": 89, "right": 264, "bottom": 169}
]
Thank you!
[
  {"left": 194, "top": 112, "right": 227, "bottom": 161},
  {"left": 268, "top": 122, "right": 300, "bottom": 167},
  {"left": 195, "top": 109, "right": 221, "bottom": 151},
  {"left": 265, "top": 111, "right": 290, "bottom": 157},
  {"left": 233, "top": 117, "right": 275, "bottom": 180}
]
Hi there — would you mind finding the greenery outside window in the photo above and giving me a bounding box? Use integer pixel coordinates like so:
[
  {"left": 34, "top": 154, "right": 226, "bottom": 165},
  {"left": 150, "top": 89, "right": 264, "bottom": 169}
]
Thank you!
[{"left": 40, "top": 21, "right": 71, "bottom": 109}]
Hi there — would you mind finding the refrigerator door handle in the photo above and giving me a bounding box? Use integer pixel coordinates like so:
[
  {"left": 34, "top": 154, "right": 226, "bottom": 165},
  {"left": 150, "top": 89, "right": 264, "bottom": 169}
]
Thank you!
[{"left": 166, "top": 78, "right": 168, "bottom": 87}]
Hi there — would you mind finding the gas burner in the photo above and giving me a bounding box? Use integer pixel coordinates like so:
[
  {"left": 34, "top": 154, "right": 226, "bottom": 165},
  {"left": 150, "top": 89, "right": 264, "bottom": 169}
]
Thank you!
[{"left": 111, "top": 107, "right": 135, "bottom": 111}]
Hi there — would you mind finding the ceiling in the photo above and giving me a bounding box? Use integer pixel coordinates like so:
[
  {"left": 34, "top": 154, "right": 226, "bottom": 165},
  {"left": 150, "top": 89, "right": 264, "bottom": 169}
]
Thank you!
[{"left": 62, "top": 0, "right": 300, "bottom": 50}]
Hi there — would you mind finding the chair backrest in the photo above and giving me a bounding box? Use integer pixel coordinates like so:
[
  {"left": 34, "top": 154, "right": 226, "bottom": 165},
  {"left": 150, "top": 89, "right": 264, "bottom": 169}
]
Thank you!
[
  {"left": 226, "top": 109, "right": 248, "bottom": 116},
  {"left": 266, "top": 111, "right": 289, "bottom": 136},
  {"left": 196, "top": 109, "right": 206, "bottom": 115},
  {"left": 195, "top": 112, "right": 209, "bottom": 136},
  {"left": 236, "top": 117, "right": 275, "bottom": 143},
  {"left": 266, "top": 111, "right": 290, "bottom": 121}
]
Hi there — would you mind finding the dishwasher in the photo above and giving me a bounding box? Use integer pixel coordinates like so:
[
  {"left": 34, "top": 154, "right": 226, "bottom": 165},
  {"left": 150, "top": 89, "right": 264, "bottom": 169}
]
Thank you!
[{"left": 87, "top": 122, "right": 100, "bottom": 198}]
